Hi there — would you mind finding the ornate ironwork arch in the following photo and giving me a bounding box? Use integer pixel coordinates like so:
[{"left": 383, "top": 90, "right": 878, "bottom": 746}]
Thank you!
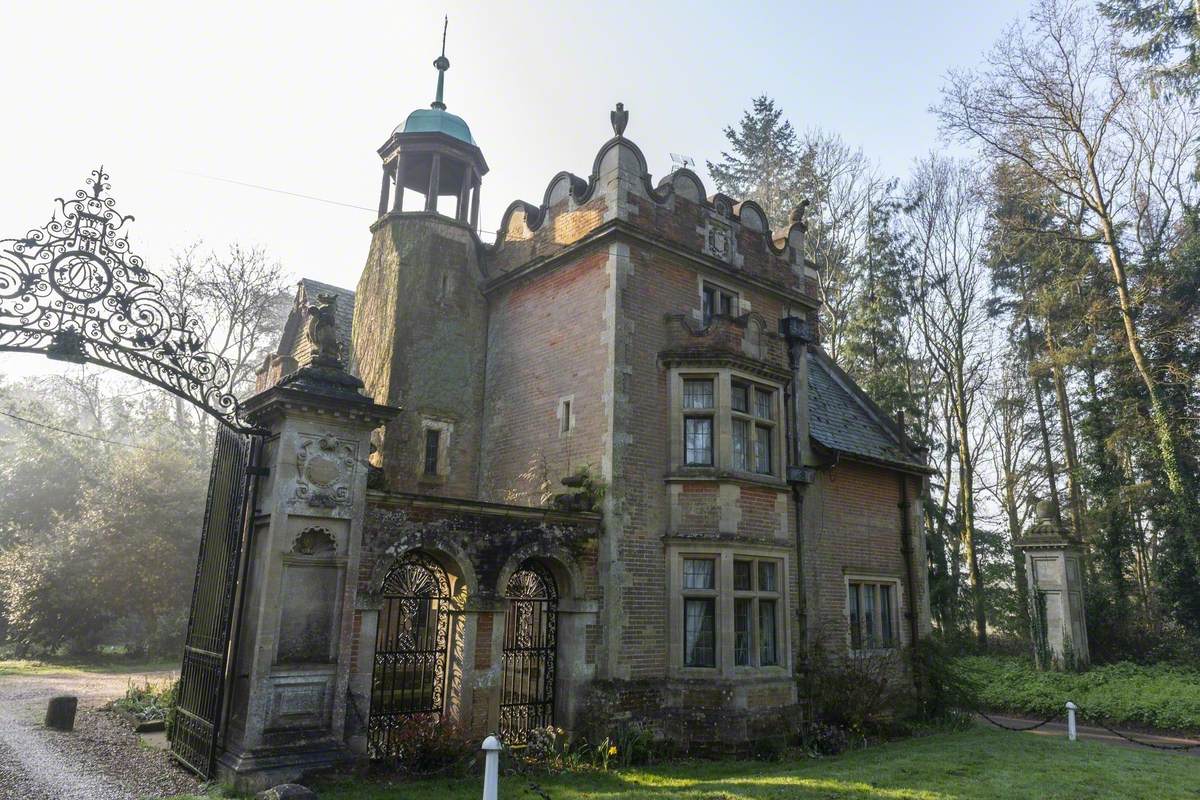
[{"left": 0, "top": 168, "right": 254, "bottom": 431}]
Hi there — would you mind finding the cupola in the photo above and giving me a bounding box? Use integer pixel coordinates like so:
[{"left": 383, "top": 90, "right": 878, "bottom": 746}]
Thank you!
[{"left": 375, "top": 18, "right": 488, "bottom": 227}]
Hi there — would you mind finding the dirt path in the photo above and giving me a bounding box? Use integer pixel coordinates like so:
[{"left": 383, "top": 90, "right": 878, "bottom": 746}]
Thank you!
[
  {"left": 0, "top": 668, "right": 200, "bottom": 800},
  {"left": 977, "top": 713, "right": 1200, "bottom": 756}
]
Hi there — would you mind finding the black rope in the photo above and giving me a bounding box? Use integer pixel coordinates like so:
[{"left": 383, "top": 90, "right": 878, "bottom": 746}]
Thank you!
[
  {"left": 975, "top": 709, "right": 1060, "bottom": 732},
  {"left": 1076, "top": 711, "right": 1200, "bottom": 752}
]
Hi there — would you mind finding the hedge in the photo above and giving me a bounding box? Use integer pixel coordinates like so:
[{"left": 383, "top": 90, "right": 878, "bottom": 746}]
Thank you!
[{"left": 953, "top": 656, "right": 1200, "bottom": 733}]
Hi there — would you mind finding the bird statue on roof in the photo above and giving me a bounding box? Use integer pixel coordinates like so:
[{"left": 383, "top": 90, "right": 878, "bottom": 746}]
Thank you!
[{"left": 611, "top": 102, "right": 628, "bottom": 137}]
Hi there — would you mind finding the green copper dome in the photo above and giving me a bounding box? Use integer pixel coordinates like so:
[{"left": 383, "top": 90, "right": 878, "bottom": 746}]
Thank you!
[{"left": 396, "top": 108, "right": 476, "bottom": 146}]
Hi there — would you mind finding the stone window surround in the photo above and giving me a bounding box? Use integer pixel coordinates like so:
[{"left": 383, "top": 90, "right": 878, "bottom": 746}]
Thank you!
[
  {"left": 417, "top": 416, "right": 454, "bottom": 483},
  {"left": 667, "top": 367, "right": 785, "bottom": 481},
  {"left": 666, "top": 540, "right": 792, "bottom": 679},
  {"left": 843, "top": 572, "right": 904, "bottom": 654},
  {"left": 694, "top": 275, "right": 748, "bottom": 326},
  {"left": 556, "top": 394, "right": 576, "bottom": 437}
]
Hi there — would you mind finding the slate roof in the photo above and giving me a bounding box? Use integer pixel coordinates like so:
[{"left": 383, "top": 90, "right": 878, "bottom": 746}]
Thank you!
[{"left": 807, "top": 348, "right": 929, "bottom": 473}]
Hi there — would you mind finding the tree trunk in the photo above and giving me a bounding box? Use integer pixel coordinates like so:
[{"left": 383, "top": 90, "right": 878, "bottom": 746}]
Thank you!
[
  {"left": 1044, "top": 320, "right": 1086, "bottom": 541},
  {"left": 954, "top": 385, "right": 987, "bottom": 648},
  {"left": 1023, "top": 317, "right": 1063, "bottom": 519},
  {"left": 1001, "top": 460, "right": 1031, "bottom": 640},
  {"left": 1091, "top": 184, "right": 1187, "bottom": 507}
]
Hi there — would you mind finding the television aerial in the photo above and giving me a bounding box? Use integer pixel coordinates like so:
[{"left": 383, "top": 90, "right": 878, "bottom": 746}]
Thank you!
[{"left": 670, "top": 153, "right": 696, "bottom": 172}]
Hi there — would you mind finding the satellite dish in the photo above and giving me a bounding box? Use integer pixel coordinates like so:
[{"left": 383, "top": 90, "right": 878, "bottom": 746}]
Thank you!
[{"left": 670, "top": 153, "right": 696, "bottom": 171}]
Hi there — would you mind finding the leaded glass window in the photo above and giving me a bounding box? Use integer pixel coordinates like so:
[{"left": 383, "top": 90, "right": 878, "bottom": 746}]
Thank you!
[
  {"left": 848, "top": 580, "right": 900, "bottom": 651},
  {"left": 684, "top": 598, "right": 715, "bottom": 667},
  {"left": 684, "top": 417, "right": 713, "bottom": 465}
]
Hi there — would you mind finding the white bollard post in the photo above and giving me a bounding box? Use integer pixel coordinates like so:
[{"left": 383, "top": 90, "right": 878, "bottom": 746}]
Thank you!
[
  {"left": 1066, "top": 701, "right": 1077, "bottom": 742},
  {"left": 482, "top": 735, "right": 502, "bottom": 800}
]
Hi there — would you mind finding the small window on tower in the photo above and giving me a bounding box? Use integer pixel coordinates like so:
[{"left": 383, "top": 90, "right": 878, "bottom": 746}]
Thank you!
[
  {"left": 423, "top": 429, "right": 440, "bottom": 476},
  {"left": 558, "top": 396, "right": 575, "bottom": 437}
]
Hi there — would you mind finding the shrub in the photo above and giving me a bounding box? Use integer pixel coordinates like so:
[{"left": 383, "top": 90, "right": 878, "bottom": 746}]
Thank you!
[
  {"left": 801, "top": 635, "right": 907, "bottom": 738},
  {"left": 953, "top": 655, "right": 1200, "bottom": 732},
  {"left": 905, "top": 636, "right": 978, "bottom": 722},
  {"left": 110, "top": 677, "right": 177, "bottom": 725},
  {"left": 372, "top": 714, "right": 474, "bottom": 776}
]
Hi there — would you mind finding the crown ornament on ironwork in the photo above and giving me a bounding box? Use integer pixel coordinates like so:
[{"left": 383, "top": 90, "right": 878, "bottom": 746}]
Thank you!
[{"left": 0, "top": 168, "right": 255, "bottom": 432}]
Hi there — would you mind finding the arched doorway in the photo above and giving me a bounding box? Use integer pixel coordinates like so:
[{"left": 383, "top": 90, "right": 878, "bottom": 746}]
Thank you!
[
  {"left": 500, "top": 560, "right": 558, "bottom": 742},
  {"left": 368, "top": 552, "right": 453, "bottom": 757}
]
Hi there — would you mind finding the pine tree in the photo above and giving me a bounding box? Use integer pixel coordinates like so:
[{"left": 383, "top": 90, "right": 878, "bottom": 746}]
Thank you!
[
  {"left": 840, "top": 183, "right": 917, "bottom": 423},
  {"left": 707, "top": 96, "right": 801, "bottom": 229},
  {"left": 1101, "top": 0, "right": 1200, "bottom": 94}
]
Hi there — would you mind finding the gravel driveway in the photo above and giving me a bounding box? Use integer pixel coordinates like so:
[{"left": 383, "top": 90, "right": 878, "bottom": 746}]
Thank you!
[{"left": 0, "top": 668, "right": 201, "bottom": 800}]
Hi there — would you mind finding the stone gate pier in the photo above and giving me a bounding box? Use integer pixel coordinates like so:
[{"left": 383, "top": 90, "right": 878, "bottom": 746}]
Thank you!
[
  {"left": 1017, "top": 500, "right": 1090, "bottom": 669},
  {"left": 215, "top": 362, "right": 396, "bottom": 789}
]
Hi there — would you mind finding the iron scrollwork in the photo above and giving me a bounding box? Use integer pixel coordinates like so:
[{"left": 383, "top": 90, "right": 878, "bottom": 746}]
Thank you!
[{"left": 0, "top": 168, "right": 254, "bottom": 431}]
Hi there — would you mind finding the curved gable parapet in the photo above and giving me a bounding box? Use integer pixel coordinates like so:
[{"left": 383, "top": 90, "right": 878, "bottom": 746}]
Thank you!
[
  {"left": 591, "top": 136, "right": 672, "bottom": 203},
  {"left": 733, "top": 200, "right": 768, "bottom": 232},
  {"left": 708, "top": 193, "right": 736, "bottom": 218},
  {"left": 657, "top": 168, "right": 707, "bottom": 203},
  {"left": 543, "top": 171, "right": 590, "bottom": 208},
  {"left": 495, "top": 199, "right": 547, "bottom": 242}
]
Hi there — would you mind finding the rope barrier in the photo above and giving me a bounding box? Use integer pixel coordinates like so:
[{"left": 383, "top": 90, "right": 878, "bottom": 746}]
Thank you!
[
  {"left": 1076, "top": 711, "right": 1200, "bottom": 752},
  {"left": 973, "top": 702, "right": 1200, "bottom": 750},
  {"left": 974, "top": 709, "right": 1060, "bottom": 732}
]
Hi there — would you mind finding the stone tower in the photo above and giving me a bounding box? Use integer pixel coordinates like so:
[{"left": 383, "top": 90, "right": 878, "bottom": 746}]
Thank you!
[{"left": 352, "top": 29, "right": 489, "bottom": 498}]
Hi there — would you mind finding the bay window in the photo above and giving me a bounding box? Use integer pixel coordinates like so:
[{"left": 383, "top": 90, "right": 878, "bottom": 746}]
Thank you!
[
  {"left": 670, "top": 546, "right": 789, "bottom": 674},
  {"left": 672, "top": 371, "right": 782, "bottom": 478}
]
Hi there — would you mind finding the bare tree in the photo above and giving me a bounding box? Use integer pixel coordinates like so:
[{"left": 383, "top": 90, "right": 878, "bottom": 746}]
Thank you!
[
  {"left": 937, "top": 0, "right": 1193, "bottom": 511},
  {"left": 160, "top": 242, "right": 291, "bottom": 449},
  {"left": 798, "top": 130, "right": 886, "bottom": 365},
  {"left": 907, "top": 154, "right": 995, "bottom": 646}
]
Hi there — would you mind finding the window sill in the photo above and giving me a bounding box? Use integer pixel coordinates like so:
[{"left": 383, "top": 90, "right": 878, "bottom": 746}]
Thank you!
[
  {"left": 666, "top": 470, "right": 789, "bottom": 491},
  {"left": 849, "top": 647, "right": 901, "bottom": 657}
]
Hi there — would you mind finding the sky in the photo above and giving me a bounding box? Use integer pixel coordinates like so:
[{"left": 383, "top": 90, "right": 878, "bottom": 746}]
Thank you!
[{"left": 0, "top": 0, "right": 1034, "bottom": 380}]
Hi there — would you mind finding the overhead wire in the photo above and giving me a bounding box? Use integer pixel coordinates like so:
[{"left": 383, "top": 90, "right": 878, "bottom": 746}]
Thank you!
[
  {"left": 179, "top": 170, "right": 500, "bottom": 237},
  {"left": 0, "top": 407, "right": 170, "bottom": 453}
]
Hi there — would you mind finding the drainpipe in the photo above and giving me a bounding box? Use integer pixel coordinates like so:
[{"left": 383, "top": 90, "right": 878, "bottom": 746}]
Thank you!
[
  {"left": 895, "top": 411, "right": 920, "bottom": 650},
  {"left": 781, "top": 316, "right": 815, "bottom": 657}
]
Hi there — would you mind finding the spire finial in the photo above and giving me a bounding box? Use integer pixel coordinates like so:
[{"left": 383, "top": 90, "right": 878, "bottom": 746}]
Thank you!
[{"left": 432, "top": 16, "right": 450, "bottom": 110}]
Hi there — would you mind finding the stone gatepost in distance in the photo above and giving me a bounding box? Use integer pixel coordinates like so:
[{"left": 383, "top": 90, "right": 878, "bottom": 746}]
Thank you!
[{"left": 1016, "top": 499, "right": 1090, "bottom": 670}]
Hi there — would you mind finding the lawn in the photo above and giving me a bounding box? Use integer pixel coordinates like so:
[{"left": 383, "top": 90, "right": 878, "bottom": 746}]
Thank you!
[
  {"left": 0, "top": 656, "right": 177, "bottom": 677},
  {"left": 954, "top": 656, "right": 1200, "bottom": 733},
  {"left": 278, "top": 727, "right": 1196, "bottom": 800}
]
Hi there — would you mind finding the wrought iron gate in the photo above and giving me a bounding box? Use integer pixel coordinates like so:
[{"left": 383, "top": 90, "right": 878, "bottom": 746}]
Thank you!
[
  {"left": 171, "top": 427, "right": 260, "bottom": 776},
  {"left": 368, "top": 553, "right": 452, "bottom": 757},
  {"left": 500, "top": 561, "right": 558, "bottom": 742},
  {"left": 1, "top": 170, "right": 267, "bottom": 780}
]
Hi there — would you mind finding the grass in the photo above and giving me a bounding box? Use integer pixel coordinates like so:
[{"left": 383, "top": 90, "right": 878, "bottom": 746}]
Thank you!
[
  {"left": 954, "top": 655, "right": 1200, "bottom": 733},
  {"left": 0, "top": 656, "right": 177, "bottom": 677},
  {"left": 156, "top": 727, "right": 1194, "bottom": 800}
]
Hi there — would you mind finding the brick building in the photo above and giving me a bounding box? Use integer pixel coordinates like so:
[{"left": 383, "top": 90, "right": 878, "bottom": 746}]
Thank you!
[{"left": 254, "top": 51, "right": 932, "bottom": 757}]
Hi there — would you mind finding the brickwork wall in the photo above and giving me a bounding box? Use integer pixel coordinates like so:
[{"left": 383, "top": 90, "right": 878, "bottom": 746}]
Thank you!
[
  {"left": 613, "top": 240, "right": 799, "bottom": 679},
  {"left": 488, "top": 195, "right": 609, "bottom": 276},
  {"left": 803, "top": 461, "right": 926, "bottom": 651},
  {"left": 478, "top": 249, "right": 611, "bottom": 505}
]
